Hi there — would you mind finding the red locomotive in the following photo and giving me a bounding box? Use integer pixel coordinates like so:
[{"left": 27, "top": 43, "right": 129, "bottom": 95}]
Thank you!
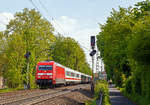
[{"left": 35, "top": 61, "right": 91, "bottom": 88}]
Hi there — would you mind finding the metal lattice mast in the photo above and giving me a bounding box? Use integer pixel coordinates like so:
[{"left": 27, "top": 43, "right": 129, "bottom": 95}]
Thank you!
[{"left": 96, "top": 51, "right": 100, "bottom": 74}]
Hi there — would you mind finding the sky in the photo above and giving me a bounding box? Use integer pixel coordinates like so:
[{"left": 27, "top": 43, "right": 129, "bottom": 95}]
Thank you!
[{"left": 0, "top": 0, "right": 143, "bottom": 72}]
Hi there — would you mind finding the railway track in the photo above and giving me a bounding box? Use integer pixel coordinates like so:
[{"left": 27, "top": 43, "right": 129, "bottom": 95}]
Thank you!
[
  {"left": 0, "top": 89, "right": 52, "bottom": 100},
  {"left": 0, "top": 84, "right": 89, "bottom": 105}
]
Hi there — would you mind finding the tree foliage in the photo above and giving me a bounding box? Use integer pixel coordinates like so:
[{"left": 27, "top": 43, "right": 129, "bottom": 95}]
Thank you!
[
  {"left": 97, "top": 0, "right": 150, "bottom": 103},
  {"left": 0, "top": 8, "right": 91, "bottom": 88},
  {"left": 0, "top": 8, "right": 55, "bottom": 88},
  {"left": 51, "top": 35, "right": 92, "bottom": 75},
  {"left": 97, "top": 7, "right": 132, "bottom": 86}
]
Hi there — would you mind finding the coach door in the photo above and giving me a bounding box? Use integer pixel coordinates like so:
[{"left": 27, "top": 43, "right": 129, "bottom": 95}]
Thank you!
[{"left": 55, "top": 66, "right": 65, "bottom": 84}]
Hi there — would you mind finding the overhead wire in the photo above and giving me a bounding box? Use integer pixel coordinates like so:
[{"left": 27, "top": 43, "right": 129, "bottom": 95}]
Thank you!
[
  {"left": 30, "top": 1, "right": 95, "bottom": 71},
  {"left": 38, "top": 0, "right": 67, "bottom": 35},
  {"left": 0, "top": 21, "right": 7, "bottom": 25},
  {"left": 1, "top": 13, "right": 9, "bottom": 21},
  {"left": 78, "top": 41, "right": 91, "bottom": 52},
  {"left": 80, "top": 44, "right": 91, "bottom": 52},
  {"left": 38, "top": 0, "right": 51, "bottom": 17},
  {"left": 28, "top": 0, "right": 91, "bottom": 52},
  {"left": 0, "top": 13, "right": 10, "bottom": 26},
  {"left": 38, "top": 0, "right": 91, "bottom": 52},
  {"left": 29, "top": 0, "right": 40, "bottom": 12}
]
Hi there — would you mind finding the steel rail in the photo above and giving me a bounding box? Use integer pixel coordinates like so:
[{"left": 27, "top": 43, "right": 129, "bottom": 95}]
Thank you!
[
  {"left": 0, "top": 89, "right": 60, "bottom": 105},
  {"left": 22, "top": 85, "right": 89, "bottom": 105},
  {"left": 98, "top": 92, "right": 103, "bottom": 105},
  {"left": 0, "top": 84, "right": 89, "bottom": 105},
  {"left": 0, "top": 89, "right": 52, "bottom": 100}
]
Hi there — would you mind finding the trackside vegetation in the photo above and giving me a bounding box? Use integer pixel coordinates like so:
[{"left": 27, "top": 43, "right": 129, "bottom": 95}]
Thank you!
[
  {"left": 0, "top": 88, "right": 24, "bottom": 93},
  {"left": 86, "top": 80, "right": 110, "bottom": 105},
  {"left": 0, "top": 8, "right": 91, "bottom": 89},
  {"left": 96, "top": 0, "right": 150, "bottom": 105},
  {"left": 51, "top": 35, "right": 92, "bottom": 75}
]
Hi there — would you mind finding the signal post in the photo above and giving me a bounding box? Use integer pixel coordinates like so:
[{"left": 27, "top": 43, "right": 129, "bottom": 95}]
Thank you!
[
  {"left": 24, "top": 51, "right": 31, "bottom": 89},
  {"left": 90, "top": 36, "right": 96, "bottom": 94}
]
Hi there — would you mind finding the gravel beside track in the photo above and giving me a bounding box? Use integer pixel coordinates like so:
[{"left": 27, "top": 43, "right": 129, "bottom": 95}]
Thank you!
[
  {"left": 34, "top": 85, "right": 93, "bottom": 105},
  {"left": 0, "top": 84, "right": 92, "bottom": 105}
]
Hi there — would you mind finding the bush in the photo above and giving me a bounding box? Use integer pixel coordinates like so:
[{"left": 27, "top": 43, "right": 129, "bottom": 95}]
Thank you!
[
  {"left": 86, "top": 80, "right": 110, "bottom": 105},
  {"left": 125, "top": 76, "right": 132, "bottom": 94},
  {"left": 123, "top": 64, "right": 150, "bottom": 105}
]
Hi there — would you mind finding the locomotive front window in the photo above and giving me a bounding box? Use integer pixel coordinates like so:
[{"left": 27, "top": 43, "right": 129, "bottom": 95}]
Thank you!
[{"left": 38, "top": 65, "right": 53, "bottom": 70}]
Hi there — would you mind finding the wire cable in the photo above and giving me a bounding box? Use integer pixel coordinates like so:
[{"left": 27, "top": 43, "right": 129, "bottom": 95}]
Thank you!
[
  {"left": 28, "top": 0, "right": 91, "bottom": 52},
  {"left": 38, "top": 0, "right": 91, "bottom": 52},
  {"left": 29, "top": 0, "right": 40, "bottom": 12},
  {"left": 1, "top": 13, "right": 9, "bottom": 21},
  {"left": 38, "top": 0, "right": 67, "bottom": 35},
  {"left": 0, "top": 21, "right": 7, "bottom": 25}
]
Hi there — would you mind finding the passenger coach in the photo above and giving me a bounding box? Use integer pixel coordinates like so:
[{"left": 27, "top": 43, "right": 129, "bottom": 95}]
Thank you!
[{"left": 35, "top": 61, "right": 91, "bottom": 88}]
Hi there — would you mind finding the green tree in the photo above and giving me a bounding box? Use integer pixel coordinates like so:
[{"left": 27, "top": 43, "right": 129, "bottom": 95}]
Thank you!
[
  {"left": 51, "top": 35, "right": 91, "bottom": 75},
  {"left": 97, "top": 7, "right": 132, "bottom": 86},
  {"left": 128, "top": 15, "right": 150, "bottom": 100},
  {"left": 1, "top": 8, "right": 55, "bottom": 88},
  {"left": 97, "top": 0, "right": 150, "bottom": 104}
]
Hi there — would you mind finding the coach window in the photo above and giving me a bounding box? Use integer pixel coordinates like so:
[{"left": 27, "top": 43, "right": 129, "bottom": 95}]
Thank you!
[
  {"left": 77, "top": 74, "right": 79, "bottom": 77},
  {"left": 69, "top": 72, "right": 71, "bottom": 76},
  {"left": 66, "top": 72, "right": 68, "bottom": 76},
  {"left": 67, "top": 72, "right": 70, "bottom": 76},
  {"left": 71, "top": 73, "right": 74, "bottom": 77}
]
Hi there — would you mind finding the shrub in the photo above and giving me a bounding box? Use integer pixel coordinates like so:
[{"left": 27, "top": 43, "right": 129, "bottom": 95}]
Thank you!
[
  {"left": 125, "top": 76, "right": 132, "bottom": 94},
  {"left": 86, "top": 80, "right": 110, "bottom": 105}
]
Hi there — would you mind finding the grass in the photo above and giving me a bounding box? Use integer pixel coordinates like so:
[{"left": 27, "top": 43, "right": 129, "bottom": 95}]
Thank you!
[
  {"left": 0, "top": 88, "right": 24, "bottom": 93},
  {"left": 0, "top": 84, "right": 39, "bottom": 94},
  {"left": 86, "top": 80, "right": 111, "bottom": 105}
]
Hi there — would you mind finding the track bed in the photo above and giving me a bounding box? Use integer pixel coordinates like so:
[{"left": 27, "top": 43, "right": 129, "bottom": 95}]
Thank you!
[{"left": 0, "top": 84, "right": 92, "bottom": 105}]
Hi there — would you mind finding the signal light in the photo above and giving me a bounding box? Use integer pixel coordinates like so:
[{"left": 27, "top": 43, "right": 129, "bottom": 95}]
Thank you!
[
  {"left": 24, "top": 51, "right": 31, "bottom": 59},
  {"left": 90, "top": 50, "right": 96, "bottom": 56},
  {"left": 91, "top": 36, "right": 95, "bottom": 48}
]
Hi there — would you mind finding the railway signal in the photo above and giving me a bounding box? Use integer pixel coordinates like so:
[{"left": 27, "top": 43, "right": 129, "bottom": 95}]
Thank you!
[
  {"left": 90, "top": 35, "right": 96, "bottom": 94},
  {"left": 24, "top": 51, "right": 31, "bottom": 89},
  {"left": 91, "top": 36, "right": 95, "bottom": 49},
  {"left": 90, "top": 50, "right": 96, "bottom": 56},
  {"left": 24, "top": 51, "right": 31, "bottom": 59}
]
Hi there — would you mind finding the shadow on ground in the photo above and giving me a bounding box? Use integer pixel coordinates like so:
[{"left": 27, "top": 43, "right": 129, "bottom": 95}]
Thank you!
[{"left": 78, "top": 88, "right": 93, "bottom": 99}]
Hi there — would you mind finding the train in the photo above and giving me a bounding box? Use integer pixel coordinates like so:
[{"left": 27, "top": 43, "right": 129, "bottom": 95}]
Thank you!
[{"left": 35, "top": 61, "right": 92, "bottom": 88}]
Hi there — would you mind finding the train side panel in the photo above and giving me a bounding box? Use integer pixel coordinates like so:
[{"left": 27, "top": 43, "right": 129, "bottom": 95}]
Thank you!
[
  {"left": 55, "top": 66, "right": 65, "bottom": 84},
  {"left": 35, "top": 61, "right": 92, "bottom": 88},
  {"left": 65, "top": 68, "right": 81, "bottom": 84}
]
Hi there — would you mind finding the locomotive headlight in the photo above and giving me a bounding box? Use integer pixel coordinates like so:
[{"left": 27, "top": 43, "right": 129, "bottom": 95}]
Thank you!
[
  {"left": 38, "top": 73, "right": 43, "bottom": 75},
  {"left": 38, "top": 76, "right": 41, "bottom": 78}
]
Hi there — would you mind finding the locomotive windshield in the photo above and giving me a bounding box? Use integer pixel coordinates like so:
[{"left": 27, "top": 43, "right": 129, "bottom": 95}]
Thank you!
[{"left": 38, "top": 65, "right": 53, "bottom": 70}]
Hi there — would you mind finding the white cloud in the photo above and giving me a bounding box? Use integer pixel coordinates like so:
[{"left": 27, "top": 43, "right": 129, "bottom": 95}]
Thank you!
[
  {"left": 75, "top": 28, "right": 99, "bottom": 43},
  {"left": 52, "top": 16, "right": 99, "bottom": 44},
  {"left": 51, "top": 16, "right": 101, "bottom": 70},
  {"left": 51, "top": 16, "right": 78, "bottom": 36},
  {"left": 0, "top": 12, "right": 14, "bottom": 31}
]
